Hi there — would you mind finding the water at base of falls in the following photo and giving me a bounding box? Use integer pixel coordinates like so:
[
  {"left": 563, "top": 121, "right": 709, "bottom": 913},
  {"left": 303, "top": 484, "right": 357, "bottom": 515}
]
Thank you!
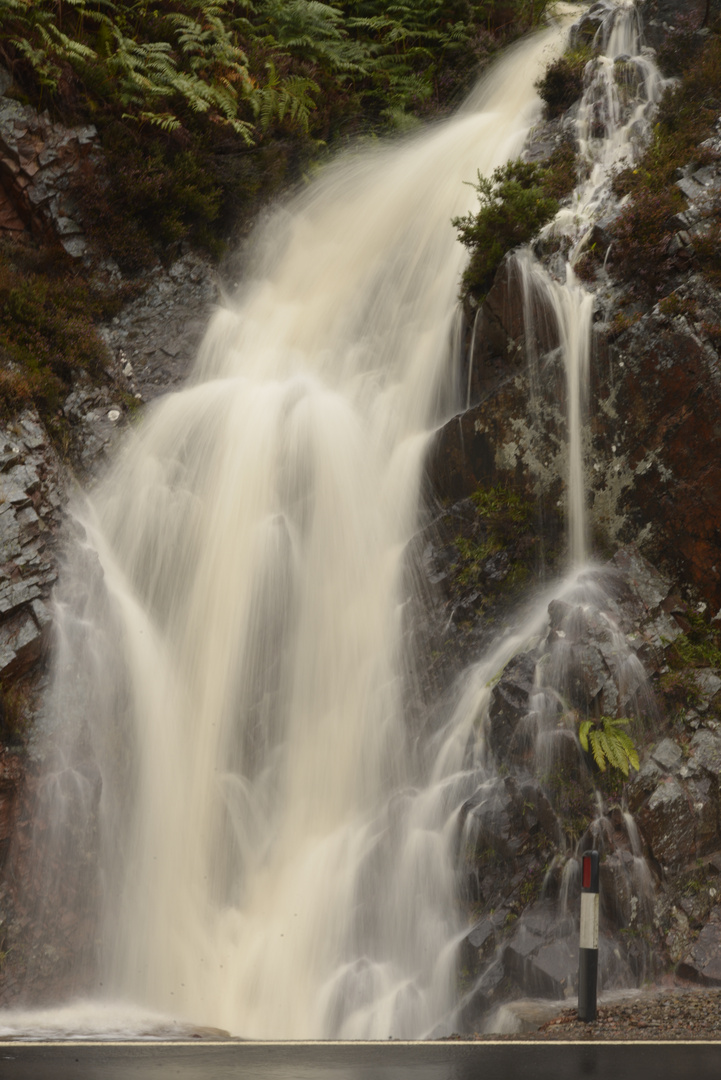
[{"left": 1, "top": 1, "right": 665, "bottom": 1041}]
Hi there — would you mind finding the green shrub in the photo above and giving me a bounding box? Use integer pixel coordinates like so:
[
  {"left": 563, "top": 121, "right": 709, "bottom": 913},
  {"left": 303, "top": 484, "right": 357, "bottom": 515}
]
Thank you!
[
  {"left": 540, "top": 139, "right": 579, "bottom": 200},
  {"left": 0, "top": 240, "right": 114, "bottom": 431},
  {"left": 535, "top": 46, "right": 591, "bottom": 118},
  {"left": 453, "top": 158, "right": 559, "bottom": 301},
  {"left": 73, "top": 127, "right": 225, "bottom": 271},
  {"left": 666, "top": 609, "right": 721, "bottom": 669}
]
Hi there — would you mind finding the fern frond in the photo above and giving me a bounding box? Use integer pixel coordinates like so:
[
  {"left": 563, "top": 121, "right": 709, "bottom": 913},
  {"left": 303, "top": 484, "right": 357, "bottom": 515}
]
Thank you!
[
  {"left": 589, "top": 730, "right": 607, "bottom": 772},
  {"left": 578, "top": 719, "right": 592, "bottom": 752}
]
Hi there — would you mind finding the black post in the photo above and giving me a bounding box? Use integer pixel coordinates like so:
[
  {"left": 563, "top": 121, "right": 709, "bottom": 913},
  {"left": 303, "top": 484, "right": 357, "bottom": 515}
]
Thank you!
[{"left": 577, "top": 849, "right": 599, "bottom": 1022}]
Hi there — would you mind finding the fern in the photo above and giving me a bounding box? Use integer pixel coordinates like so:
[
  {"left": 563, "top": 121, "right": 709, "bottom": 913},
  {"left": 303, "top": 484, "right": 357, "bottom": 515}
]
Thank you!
[
  {"left": 579, "top": 717, "right": 640, "bottom": 777},
  {"left": 254, "top": 61, "right": 319, "bottom": 131}
]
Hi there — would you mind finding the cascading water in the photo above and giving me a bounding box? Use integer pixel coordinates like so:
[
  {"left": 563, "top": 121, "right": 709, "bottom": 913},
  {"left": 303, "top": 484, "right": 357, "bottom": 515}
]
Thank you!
[
  {"left": 1, "top": 0, "right": 667, "bottom": 1041},
  {"left": 3, "top": 23, "right": 570, "bottom": 1041}
]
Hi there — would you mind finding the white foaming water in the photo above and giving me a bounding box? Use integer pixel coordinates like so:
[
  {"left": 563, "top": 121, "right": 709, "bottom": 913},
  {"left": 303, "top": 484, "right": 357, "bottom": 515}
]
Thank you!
[
  {"left": 515, "top": 0, "right": 666, "bottom": 564},
  {"left": 12, "top": 27, "right": 568, "bottom": 1042},
  {"left": 555, "top": 0, "right": 665, "bottom": 252},
  {"left": 0, "top": 1002, "right": 210, "bottom": 1042}
]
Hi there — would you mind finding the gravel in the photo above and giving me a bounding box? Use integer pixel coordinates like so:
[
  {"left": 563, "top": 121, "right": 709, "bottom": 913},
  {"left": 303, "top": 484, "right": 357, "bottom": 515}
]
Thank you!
[{"left": 462, "top": 988, "right": 721, "bottom": 1040}]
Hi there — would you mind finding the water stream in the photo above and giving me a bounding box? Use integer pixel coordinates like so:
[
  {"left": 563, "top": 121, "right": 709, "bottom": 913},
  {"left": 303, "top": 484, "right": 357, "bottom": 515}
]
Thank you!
[{"left": 1, "top": 0, "right": 665, "bottom": 1041}]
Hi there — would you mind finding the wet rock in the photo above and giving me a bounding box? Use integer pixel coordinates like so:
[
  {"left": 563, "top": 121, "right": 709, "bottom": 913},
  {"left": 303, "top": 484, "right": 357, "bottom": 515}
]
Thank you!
[
  {"left": 637, "top": 776, "right": 696, "bottom": 866},
  {"left": 425, "top": 252, "right": 565, "bottom": 508},
  {"left": 0, "top": 607, "right": 44, "bottom": 681},
  {"left": 488, "top": 652, "right": 537, "bottom": 765},
  {"left": 503, "top": 906, "right": 575, "bottom": 999},
  {"left": 463, "top": 779, "right": 520, "bottom": 859},
  {"left": 638, "top": 768, "right": 712, "bottom": 868},
  {"left": 651, "top": 738, "right": 683, "bottom": 773},
  {"left": 468, "top": 916, "right": 499, "bottom": 952},
  {"left": 566, "top": 643, "right": 611, "bottom": 710},
  {"left": 690, "top": 670, "right": 721, "bottom": 713},
  {"left": 518, "top": 780, "right": 561, "bottom": 843},
  {"left": 569, "top": 2, "right": 609, "bottom": 49},
  {"left": 690, "top": 729, "right": 721, "bottom": 778},
  {"left": 686, "top": 777, "right": 718, "bottom": 855},
  {"left": 0, "top": 751, "right": 23, "bottom": 868},
  {"left": 600, "top": 849, "right": 642, "bottom": 925},
  {"left": 531, "top": 939, "right": 576, "bottom": 998},
  {"left": 99, "top": 252, "right": 218, "bottom": 403},
  {"left": 678, "top": 907, "right": 721, "bottom": 985},
  {"left": 0, "top": 407, "right": 63, "bottom": 709},
  {"left": 456, "top": 960, "right": 506, "bottom": 1032},
  {"left": 611, "top": 547, "right": 671, "bottom": 612},
  {"left": 0, "top": 95, "right": 99, "bottom": 255}
]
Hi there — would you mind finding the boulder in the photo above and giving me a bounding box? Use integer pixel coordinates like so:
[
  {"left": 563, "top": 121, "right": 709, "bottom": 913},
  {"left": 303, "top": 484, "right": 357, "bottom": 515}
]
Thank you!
[
  {"left": 637, "top": 777, "right": 696, "bottom": 866},
  {"left": 651, "top": 738, "right": 683, "bottom": 773},
  {"left": 690, "top": 729, "right": 721, "bottom": 778},
  {"left": 678, "top": 907, "right": 721, "bottom": 985},
  {"left": 462, "top": 779, "right": 519, "bottom": 859},
  {"left": 503, "top": 907, "right": 575, "bottom": 999},
  {"left": 488, "top": 652, "right": 537, "bottom": 765},
  {"left": 569, "top": 2, "right": 611, "bottom": 49},
  {"left": 627, "top": 757, "right": 662, "bottom": 812}
]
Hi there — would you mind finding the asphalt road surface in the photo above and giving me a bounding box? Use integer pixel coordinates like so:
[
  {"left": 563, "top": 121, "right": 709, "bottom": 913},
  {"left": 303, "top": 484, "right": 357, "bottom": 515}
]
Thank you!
[{"left": 1, "top": 1040, "right": 720, "bottom": 1079}]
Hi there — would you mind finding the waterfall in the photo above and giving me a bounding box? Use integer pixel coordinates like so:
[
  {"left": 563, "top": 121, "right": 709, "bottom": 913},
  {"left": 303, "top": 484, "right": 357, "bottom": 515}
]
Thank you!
[
  {"left": 1, "top": 0, "right": 667, "bottom": 1041},
  {"left": 5, "top": 23, "right": 569, "bottom": 1041}
]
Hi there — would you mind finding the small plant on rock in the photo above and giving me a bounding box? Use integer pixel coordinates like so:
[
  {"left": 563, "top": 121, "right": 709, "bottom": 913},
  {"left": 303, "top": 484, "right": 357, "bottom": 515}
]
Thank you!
[
  {"left": 453, "top": 159, "right": 558, "bottom": 302},
  {"left": 535, "top": 46, "right": 592, "bottom": 118},
  {"left": 578, "top": 716, "right": 639, "bottom": 777}
]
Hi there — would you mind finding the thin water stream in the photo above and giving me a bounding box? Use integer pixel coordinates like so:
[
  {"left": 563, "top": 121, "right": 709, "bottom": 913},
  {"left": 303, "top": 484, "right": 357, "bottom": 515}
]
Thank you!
[{"left": 1, "top": 0, "right": 665, "bottom": 1042}]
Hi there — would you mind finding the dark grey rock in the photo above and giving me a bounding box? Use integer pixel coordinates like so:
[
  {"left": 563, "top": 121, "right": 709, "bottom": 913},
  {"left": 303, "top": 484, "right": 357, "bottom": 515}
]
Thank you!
[
  {"left": 690, "top": 670, "right": 721, "bottom": 712},
  {"left": 686, "top": 777, "right": 718, "bottom": 854},
  {"left": 638, "top": 777, "right": 696, "bottom": 866},
  {"left": 612, "top": 547, "right": 671, "bottom": 611},
  {"left": 678, "top": 907, "right": 721, "bottom": 985},
  {"left": 651, "top": 737, "right": 683, "bottom": 773},
  {"left": 677, "top": 176, "right": 707, "bottom": 202},
  {"left": 690, "top": 729, "right": 721, "bottom": 776},
  {"left": 488, "top": 652, "right": 537, "bottom": 765},
  {"left": 0, "top": 606, "right": 43, "bottom": 679},
  {"left": 503, "top": 912, "right": 572, "bottom": 999}
]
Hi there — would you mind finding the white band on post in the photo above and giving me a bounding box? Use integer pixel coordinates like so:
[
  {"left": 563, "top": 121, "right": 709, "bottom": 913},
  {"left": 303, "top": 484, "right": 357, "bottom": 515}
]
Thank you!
[{"left": 579, "top": 891, "right": 599, "bottom": 950}]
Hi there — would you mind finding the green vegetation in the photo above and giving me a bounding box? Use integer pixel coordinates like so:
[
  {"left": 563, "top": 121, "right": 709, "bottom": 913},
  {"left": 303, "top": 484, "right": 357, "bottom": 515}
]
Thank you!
[
  {"left": 535, "top": 45, "right": 591, "bottom": 118},
  {"left": 663, "top": 609, "right": 721, "bottom": 674},
  {"left": 0, "top": 239, "right": 117, "bottom": 431},
  {"left": 610, "top": 22, "right": 721, "bottom": 295},
  {"left": 658, "top": 291, "right": 699, "bottom": 319},
  {"left": 453, "top": 158, "right": 560, "bottom": 302},
  {"left": 578, "top": 715, "right": 639, "bottom": 777},
  {"left": 448, "top": 484, "right": 540, "bottom": 604},
  {"left": 0, "top": 1, "right": 555, "bottom": 264},
  {"left": 470, "top": 482, "right": 533, "bottom": 539},
  {"left": 0, "top": 680, "right": 32, "bottom": 743},
  {"left": 668, "top": 631, "right": 721, "bottom": 670}
]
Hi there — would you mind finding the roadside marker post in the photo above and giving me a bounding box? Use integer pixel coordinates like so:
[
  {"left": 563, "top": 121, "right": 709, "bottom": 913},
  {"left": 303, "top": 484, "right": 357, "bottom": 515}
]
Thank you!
[{"left": 578, "top": 849, "right": 599, "bottom": 1022}]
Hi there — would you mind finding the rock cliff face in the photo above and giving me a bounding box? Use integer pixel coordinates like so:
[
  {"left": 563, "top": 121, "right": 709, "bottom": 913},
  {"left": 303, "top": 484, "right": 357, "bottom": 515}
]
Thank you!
[
  {"left": 422, "top": 0, "right": 721, "bottom": 1015},
  {"left": 0, "top": 80, "right": 98, "bottom": 259}
]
